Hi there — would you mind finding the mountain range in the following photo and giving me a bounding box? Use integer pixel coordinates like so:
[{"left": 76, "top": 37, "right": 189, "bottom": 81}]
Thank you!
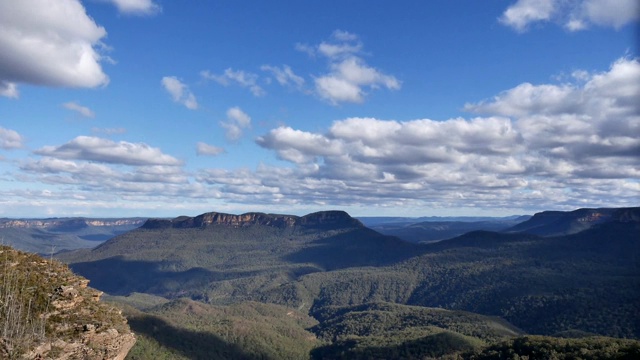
[
  {"left": 0, "top": 217, "right": 146, "bottom": 254},
  {"left": 48, "top": 206, "right": 640, "bottom": 358}
]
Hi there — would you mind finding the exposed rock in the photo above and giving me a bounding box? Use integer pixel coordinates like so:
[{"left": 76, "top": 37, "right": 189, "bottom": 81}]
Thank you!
[
  {"left": 0, "top": 246, "right": 135, "bottom": 359},
  {"left": 0, "top": 218, "right": 146, "bottom": 229},
  {"left": 299, "top": 210, "right": 364, "bottom": 228},
  {"left": 141, "top": 210, "right": 364, "bottom": 230}
]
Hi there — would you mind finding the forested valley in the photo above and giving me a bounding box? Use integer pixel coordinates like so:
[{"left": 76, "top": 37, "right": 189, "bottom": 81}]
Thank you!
[{"left": 3, "top": 207, "right": 639, "bottom": 359}]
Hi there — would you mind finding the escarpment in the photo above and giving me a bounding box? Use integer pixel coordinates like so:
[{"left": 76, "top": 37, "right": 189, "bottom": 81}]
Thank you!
[
  {"left": 0, "top": 245, "right": 135, "bottom": 359},
  {"left": 142, "top": 210, "right": 364, "bottom": 230}
]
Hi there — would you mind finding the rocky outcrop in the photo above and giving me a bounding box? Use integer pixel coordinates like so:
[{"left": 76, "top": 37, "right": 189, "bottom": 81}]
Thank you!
[
  {"left": 0, "top": 246, "right": 135, "bottom": 359},
  {"left": 142, "top": 210, "right": 364, "bottom": 230},
  {"left": 0, "top": 218, "right": 146, "bottom": 229},
  {"left": 299, "top": 210, "right": 364, "bottom": 228}
]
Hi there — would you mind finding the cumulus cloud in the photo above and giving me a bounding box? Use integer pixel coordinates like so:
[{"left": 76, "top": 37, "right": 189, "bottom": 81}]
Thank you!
[
  {"left": 62, "top": 102, "right": 95, "bottom": 118},
  {"left": 316, "top": 57, "right": 401, "bottom": 104},
  {"left": 500, "top": 0, "right": 556, "bottom": 31},
  {"left": 161, "top": 76, "right": 198, "bottom": 110},
  {"left": 12, "top": 134, "right": 202, "bottom": 210},
  {"left": 18, "top": 157, "right": 196, "bottom": 206},
  {"left": 201, "top": 68, "right": 265, "bottom": 97},
  {"left": 196, "top": 142, "right": 225, "bottom": 156},
  {"left": 464, "top": 58, "right": 640, "bottom": 167},
  {"left": 199, "top": 31, "right": 397, "bottom": 104},
  {"left": 34, "top": 136, "right": 183, "bottom": 166},
  {"left": 0, "top": 0, "right": 109, "bottom": 95},
  {"left": 220, "top": 107, "right": 252, "bottom": 141},
  {"left": 13, "top": 55, "right": 638, "bottom": 214},
  {"left": 102, "top": 0, "right": 161, "bottom": 15},
  {"left": 257, "top": 126, "right": 344, "bottom": 163},
  {"left": 500, "top": 0, "right": 639, "bottom": 32},
  {"left": 0, "top": 127, "right": 24, "bottom": 149},
  {"left": 298, "top": 30, "right": 400, "bottom": 104},
  {"left": 248, "top": 57, "right": 640, "bottom": 210},
  {"left": 464, "top": 57, "right": 640, "bottom": 119}
]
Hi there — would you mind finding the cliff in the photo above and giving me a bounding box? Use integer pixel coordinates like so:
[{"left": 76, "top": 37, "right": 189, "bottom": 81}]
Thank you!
[
  {"left": 0, "top": 218, "right": 146, "bottom": 230},
  {"left": 0, "top": 245, "right": 135, "bottom": 359},
  {"left": 142, "top": 210, "right": 364, "bottom": 230}
]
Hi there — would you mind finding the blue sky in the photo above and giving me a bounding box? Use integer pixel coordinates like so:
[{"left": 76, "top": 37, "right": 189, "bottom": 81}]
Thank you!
[{"left": 0, "top": 0, "right": 638, "bottom": 218}]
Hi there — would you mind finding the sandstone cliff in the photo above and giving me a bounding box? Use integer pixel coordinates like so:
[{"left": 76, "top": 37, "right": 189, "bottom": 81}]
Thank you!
[
  {"left": 142, "top": 210, "right": 364, "bottom": 230},
  {"left": 0, "top": 246, "right": 135, "bottom": 359},
  {"left": 0, "top": 218, "right": 146, "bottom": 230}
]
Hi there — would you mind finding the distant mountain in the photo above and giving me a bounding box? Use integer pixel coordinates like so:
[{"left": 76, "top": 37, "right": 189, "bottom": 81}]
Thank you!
[
  {"left": 505, "top": 207, "right": 639, "bottom": 236},
  {"left": 365, "top": 219, "right": 529, "bottom": 243},
  {"left": 53, "top": 207, "right": 640, "bottom": 358},
  {"left": 59, "top": 210, "right": 420, "bottom": 298},
  {"left": 142, "top": 210, "right": 363, "bottom": 230},
  {"left": 0, "top": 217, "right": 146, "bottom": 254},
  {"left": 258, "top": 207, "right": 639, "bottom": 336},
  {"left": 358, "top": 215, "right": 529, "bottom": 226},
  {"left": 299, "top": 209, "right": 640, "bottom": 337}
]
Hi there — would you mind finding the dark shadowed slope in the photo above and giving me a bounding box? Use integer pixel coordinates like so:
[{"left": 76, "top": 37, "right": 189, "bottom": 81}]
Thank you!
[
  {"left": 59, "top": 210, "right": 423, "bottom": 300},
  {"left": 504, "top": 207, "right": 639, "bottom": 236},
  {"left": 292, "top": 208, "right": 640, "bottom": 337},
  {"left": 365, "top": 218, "right": 528, "bottom": 243}
]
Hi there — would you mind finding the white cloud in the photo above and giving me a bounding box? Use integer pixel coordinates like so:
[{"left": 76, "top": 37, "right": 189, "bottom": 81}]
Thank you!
[
  {"left": 314, "top": 76, "right": 364, "bottom": 104},
  {"left": 296, "top": 30, "right": 362, "bottom": 59},
  {"left": 500, "top": 0, "right": 639, "bottom": 32},
  {"left": 103, "top": 0, "right": 161, "bottom": 15},
  {"left": 200, "top": 31, "right": 396, "bottom": 105},
  {"left": 34, "top": 136, "right": 183, "bottom": 166},
  {"left": 306, "top": 32, "right": 400, "bottom": 105},
  {"left": 466, "top": 57, "right": 640, "bottom": 165},
  {"left": 201, "top": 68, "right": 265, "bottom": 97},
  {"left": 220, "top": 107, "right": 252, "bottom": 141},
  {"left": 315, "top": 57, "right": 401, "bottom": 104},
  {"left": 0, "top": 81, "right": 18, "bottom": 98},
  {"left": 331, "top": 29, "right": 359, "bottom": 42},
  {"left": 465, "top": 57, "right": 640, "bottom": 119},
  {"left": 260, "top": 65, "right": 305, "bottom": 88},
  {"left": 294, "top": 43, "right": 316, "bottom": 57},
  {"left": 0, "top": 0, "right": 109, "bottom": 94},
  {"left": 257, "top": 127, "right": 343, "bottom": 163},
  {"left": 500, "top": 0, "right": 556, "bottom": 31},
  {"left": 18, "top": 156, "right": 197, "bottom": 208},
  {"left": 62, "top": 102, "right": 95, "bottom": 118},
  {"left": 0, "top": 127, "right": 24, "bottom": 149},
  {"left": 581, "top": 0, "right": 639, "bottom": 29},
  {"left": 196, "top": 142, "right": 225, "bottom": 156},
  {"left": 249, "top": 57, "right": 640, "bottom": 211},
  {"left": 318, "top": 41, "right": 363, "bottom": 59},
  {"left": 161, "top": 76, "right": 198, "bottom": 110}
]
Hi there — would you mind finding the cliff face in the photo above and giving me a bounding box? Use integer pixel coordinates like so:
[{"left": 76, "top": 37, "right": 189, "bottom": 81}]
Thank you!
[
  {"left": 142, "top": 210, "right": 364, "bottom": 230},
  {"left": 0, "top": 218, "right": 146, "bottom": 229},
  {"left": 0, "top": 246, "right": 135, "bottom": 359}
]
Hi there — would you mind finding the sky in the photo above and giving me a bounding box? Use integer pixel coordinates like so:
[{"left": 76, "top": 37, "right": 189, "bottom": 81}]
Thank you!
[{"left": 0, "top": 0, "right": 638, "bottom": 218}]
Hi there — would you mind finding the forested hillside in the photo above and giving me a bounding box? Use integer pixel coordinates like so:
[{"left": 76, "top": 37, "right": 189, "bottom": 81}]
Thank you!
[
  {"left": 55, "top": 208, "right": 640, "bottom": 359},
  {"left": 0, "top": 217, "right": 145, "bottom": 254}
]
